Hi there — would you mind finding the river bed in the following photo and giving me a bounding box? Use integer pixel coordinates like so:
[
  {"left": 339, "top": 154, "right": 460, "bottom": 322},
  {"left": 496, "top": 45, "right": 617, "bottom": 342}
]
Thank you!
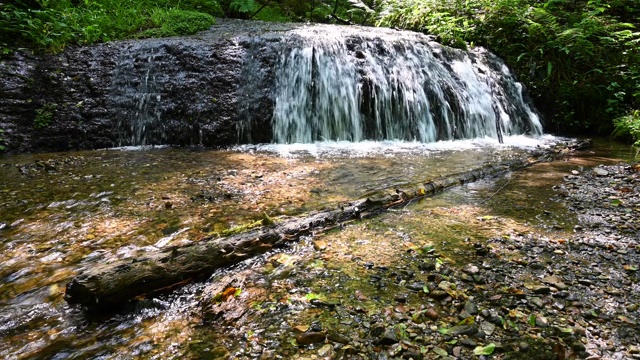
[{"left": 0, "top": 136, "right": 635, "bottom": 359}]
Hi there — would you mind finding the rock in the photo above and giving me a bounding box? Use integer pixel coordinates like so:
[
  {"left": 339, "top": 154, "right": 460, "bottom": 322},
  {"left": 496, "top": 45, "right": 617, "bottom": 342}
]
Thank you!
[
  {"left": 0, "top": 222, "right": 6, "bottom": 230},
  {"left": 593, "top": 168, "right": 609, "bottom": 176},
  {"left": 542, "top": 275, "right": 568, "bottom": 290},
  {"left": 425, "top": 308, "right": 439, "bottom": 320},
  {"left": 429, "top": 289, "right": 449, "bottom": 300},
  {"left": 519, "top": 342, "right": 530, "bottom": 352},
  {"left": 571, "top": 341, "right": 586, "bottom": 352},
  {"left": 317, "top": 344, "right": 333, "bottom": 357},
  {"left": 10, "top": 219, "right": 24, "bottom": 227},
  {"left": 530, "top": 285, "right": 551, "bottom": 294},
  {"left": 460, "top": 338, "right": 477, "bottom": 347},
  {"left": 377, "top": 327, "right": 399, "bottom": 345},
  {"left": 571, "top": 170, "right": 580, "bottom": 175},
  {"left": 463, "top": 264, "right": 480, "bottom": 274},
  {"left": 535, "top": 316, "right": 549, "bottom": 327},
  {"left": 296, "top": 332, "right": 326, "bottom": 345},
  {"left": 449, "top": 324, "right": 478, "bottom": 336},
  {"left": 313, "top": 240, "right": 328, "bottom": 251},
  {"left": 388, "top": 343, "right": 403, "bottom": 357},
  {"left": 464, "top": 301, "right": 478, "bottom": 315},
  {"left": 480, "top": 321, "right": 496, "bottom": 336},
  {"left": 406, "top": 282, "right": 426, "bottom": 292},
  {"left": 529, "top": 297, "right": 544, "bottom": 309},
  {"left": 327, "top": 330, "right": 350, "bottom": 344},
  {"left": 402, "top": 348, "right": 422, "bottom": 359}
]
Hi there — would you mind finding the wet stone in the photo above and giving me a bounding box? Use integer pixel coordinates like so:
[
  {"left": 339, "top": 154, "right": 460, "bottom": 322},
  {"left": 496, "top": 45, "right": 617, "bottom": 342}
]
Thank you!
[
  {"left": 529, "top": 297, "right": 544, "bottom": 309},
  {"left": 377, "top": 327, "right": 399, "bottom": 345},
  {"left": 327, "top": 330, "right": 350, "bottom": 344},
  {"left": 296, "top": 332, "right": 326, "bottom": 345},
  {"left": 531, "top": 285, "right": 551, "bottom": 294},
  {"left": 464, "top": 301, "right": 478, "bottom": 315},
  {"left": 317, "top": 344, "right": 333, "bottom": 357},
  {"left": 535, "top": 316, "right": 549, "bottom": 327},
  {"left": 449, "top": 324, "right": 478, "bottom": 337},
  {"left": 406, "top": 282, "right": 426, "bottom": 292}
]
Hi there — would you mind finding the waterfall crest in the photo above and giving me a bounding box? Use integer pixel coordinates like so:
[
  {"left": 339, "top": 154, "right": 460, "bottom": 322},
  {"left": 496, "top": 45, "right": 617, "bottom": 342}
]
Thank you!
[{"left": 270, "top": 26, "right": 542, "bottom": 144}]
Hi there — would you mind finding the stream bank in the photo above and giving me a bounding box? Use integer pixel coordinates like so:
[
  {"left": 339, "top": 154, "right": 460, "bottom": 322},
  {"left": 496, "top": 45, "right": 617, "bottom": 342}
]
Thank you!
[{"left": 193, "top": 147, "right": 639, "bottom": 360}]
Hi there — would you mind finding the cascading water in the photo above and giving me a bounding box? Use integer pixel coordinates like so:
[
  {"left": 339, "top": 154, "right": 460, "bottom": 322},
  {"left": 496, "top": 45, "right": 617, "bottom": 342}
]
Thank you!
[
  {"left": 112, "top": 46, "right": 166, "bottom": 146},
  {"left": 270, "top": 26, "right": 542, "bottom": 144}
]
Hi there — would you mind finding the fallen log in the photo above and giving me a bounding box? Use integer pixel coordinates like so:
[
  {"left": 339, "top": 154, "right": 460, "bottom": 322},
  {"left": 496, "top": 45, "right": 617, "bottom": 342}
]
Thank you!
[{"left": 65, "top": 139, "right": 591, "bottom": 308}]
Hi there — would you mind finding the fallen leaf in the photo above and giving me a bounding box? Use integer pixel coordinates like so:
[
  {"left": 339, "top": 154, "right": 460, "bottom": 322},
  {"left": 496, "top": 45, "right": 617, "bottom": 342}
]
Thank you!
[{"left": 473, "top": 343, "right": 496, "bottom": 355}]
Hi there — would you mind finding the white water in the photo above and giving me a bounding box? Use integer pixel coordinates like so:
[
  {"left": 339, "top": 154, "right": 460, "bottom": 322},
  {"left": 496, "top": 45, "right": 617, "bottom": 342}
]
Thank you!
[
  {"left": 270, "top": 26, "right": 543, "bottom": 144},
  {"left": 235, "top": 134, "right": 562, "bottom": 158}
]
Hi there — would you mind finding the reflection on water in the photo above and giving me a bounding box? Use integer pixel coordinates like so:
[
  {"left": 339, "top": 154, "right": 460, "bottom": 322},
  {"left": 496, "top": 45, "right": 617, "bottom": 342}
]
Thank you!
[{"left": 0, "top": 136, "right": 633, "bottom": 359}]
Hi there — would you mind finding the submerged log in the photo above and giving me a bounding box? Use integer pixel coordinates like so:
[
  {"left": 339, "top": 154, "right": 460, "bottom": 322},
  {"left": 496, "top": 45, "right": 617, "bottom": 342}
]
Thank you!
[{"left": 65, "top": 140, "right": 591, "bottom": 308}]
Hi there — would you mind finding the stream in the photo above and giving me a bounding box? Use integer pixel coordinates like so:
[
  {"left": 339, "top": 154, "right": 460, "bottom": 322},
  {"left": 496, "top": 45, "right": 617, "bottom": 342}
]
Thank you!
[{"left": 0, "top": 136, "right": 635, "bottom": 359}]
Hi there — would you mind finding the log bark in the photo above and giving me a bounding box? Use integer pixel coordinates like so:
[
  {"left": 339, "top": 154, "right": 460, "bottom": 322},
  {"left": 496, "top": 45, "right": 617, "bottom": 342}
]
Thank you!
[{"left": 64, "top": 140, "right": 591, "bottom": 308}]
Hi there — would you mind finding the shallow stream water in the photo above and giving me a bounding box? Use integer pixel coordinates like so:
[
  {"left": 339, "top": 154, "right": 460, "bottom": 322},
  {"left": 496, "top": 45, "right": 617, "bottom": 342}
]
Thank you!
[{"left": 0, "top": 136, "right": 634, "bottom": 359}]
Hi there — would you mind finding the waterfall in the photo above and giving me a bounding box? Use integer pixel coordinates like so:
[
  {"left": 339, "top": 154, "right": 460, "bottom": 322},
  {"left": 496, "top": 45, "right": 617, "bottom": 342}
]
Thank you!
[
  {"left": 111, "top": 45, "right": 166, "bottom": 147},
  {"left": 270, "top": 26, "right": 542, "bottom": 144}
]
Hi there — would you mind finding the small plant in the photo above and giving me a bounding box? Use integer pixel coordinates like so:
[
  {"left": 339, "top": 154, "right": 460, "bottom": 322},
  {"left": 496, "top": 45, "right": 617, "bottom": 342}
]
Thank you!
[
  {"left": 34, "top": 103, "right": 56, "bottom": 129},
  {"left": 0, "top": 128, "right": 6, "bottom": 151}
]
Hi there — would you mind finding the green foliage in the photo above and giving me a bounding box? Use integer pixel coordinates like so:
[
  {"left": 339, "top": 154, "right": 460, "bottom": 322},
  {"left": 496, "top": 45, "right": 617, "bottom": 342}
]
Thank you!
[
  {"left": 34, "top": 103, "right": 56, "bottom": 129},
  {"left": 137, "top": 9, "right": 215, "bottom": 38},
  {"left": 0, "top": 128, "right": 6, "bottom": 151},
  {"left": 1, "top": 0, "right": 221, "bottom": 53},
  {"left": 613, "top": 110, "right": 640, "bottom": 148}
]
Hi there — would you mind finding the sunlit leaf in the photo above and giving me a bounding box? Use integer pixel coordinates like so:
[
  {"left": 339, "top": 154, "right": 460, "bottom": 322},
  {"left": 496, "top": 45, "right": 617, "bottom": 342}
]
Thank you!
[{"left": 473, "top": 343, "right": 496, "bottom": 355}]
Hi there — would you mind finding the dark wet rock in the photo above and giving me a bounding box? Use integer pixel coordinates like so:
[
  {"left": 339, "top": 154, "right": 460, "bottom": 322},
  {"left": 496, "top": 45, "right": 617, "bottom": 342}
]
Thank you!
[
  {"left": 449, "top": 324, "right": 478, "bottom": 336},
  {"left": 402, "top": 348, "right": 422, "bottom": 359},
  {"left": 530, "top": 285, "right": 551, "bottom": 294},
  {"left": 571, "top": 341, "right": 586, "bottom": 352},
  {"left": 377, "top": 327, "right": 399, "bottom": 345},
  {"left": 296, "top": 331, "right": 326, "bottom": 345},
  {"left": 460, "top": 338, "right": 477, "bottom": 347},
  {"left": 429, "top": 290, "right": 449, "bottom": 300},
  {"left": 528, "top": 297, "right": 544, "bottom": 309},
  {"left": 327, "top": 330, "right": 350, "bottom": 344},
  {"left": 464, "top": 301, "right": 478, "bottom": 315},
  {"left": 406, "top": 282, "right": 426, "bottom": 292}
]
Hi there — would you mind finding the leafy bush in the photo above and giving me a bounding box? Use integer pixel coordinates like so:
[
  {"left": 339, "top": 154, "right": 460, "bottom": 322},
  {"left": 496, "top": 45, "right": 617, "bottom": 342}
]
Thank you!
[
  {"left": 137, "top": 9, "right": 216, "bottom": 38},
  {"left": 1, "top": 0, "right": 221, "bottom": 53},
  {"left": 613, "top": 110, "right": 640, "bottom": 148}
]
